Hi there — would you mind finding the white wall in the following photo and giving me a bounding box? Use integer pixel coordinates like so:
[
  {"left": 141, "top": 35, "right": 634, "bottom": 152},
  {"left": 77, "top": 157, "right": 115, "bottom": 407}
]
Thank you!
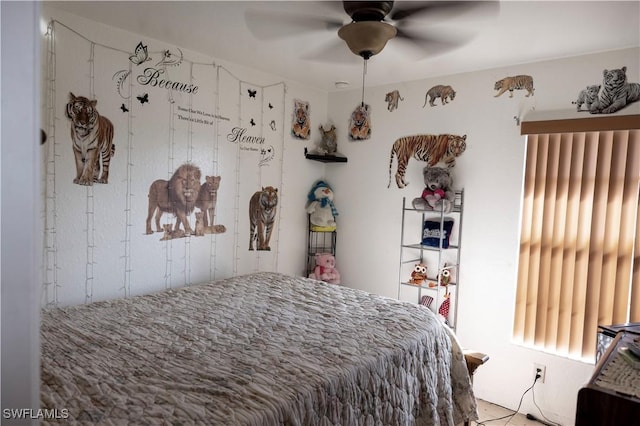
[
  {"left": 39, "top": 6, "right": 328, "bottom": 306},
  {"left": 327, "top": 47, "right": 639, "bottom": 424}
]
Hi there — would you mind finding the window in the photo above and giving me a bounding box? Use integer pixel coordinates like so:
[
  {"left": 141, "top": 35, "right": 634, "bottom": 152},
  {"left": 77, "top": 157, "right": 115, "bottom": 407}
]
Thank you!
[{"left": 514, "top": 115, "right": 640, "bottom": 361}]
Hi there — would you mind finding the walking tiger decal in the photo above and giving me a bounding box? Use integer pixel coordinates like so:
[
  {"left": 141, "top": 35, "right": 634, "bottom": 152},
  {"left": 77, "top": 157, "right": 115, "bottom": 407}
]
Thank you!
[
  {"left": 388, "top": 134, "right": 467, "bottom": 189},
  {"left": 494, "top": 75, "right": 535, "bottom": 98},
  {"left": 65, "top": 92, "right": 115, "bottom": 185},
  {"left": 249, "top": 186, "right": 278, "bottom": 251}
]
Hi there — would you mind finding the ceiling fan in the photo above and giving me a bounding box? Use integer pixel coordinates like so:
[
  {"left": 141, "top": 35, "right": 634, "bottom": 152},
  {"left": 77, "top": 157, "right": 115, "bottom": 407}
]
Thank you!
[{"left": 245, "top": 1, "right": 500, "bottom": 62}]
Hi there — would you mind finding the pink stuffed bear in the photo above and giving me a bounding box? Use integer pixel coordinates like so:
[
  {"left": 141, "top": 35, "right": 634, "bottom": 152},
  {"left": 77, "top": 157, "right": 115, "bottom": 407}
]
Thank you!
[{"left": 309, "top": 253, "right": 341, "bottom": 284}]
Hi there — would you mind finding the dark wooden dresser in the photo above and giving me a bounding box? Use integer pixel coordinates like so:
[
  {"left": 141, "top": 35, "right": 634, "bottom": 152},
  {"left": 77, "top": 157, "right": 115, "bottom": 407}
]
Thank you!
[{"left": 576, "top": 331, "right": 640, "bottom": 425}]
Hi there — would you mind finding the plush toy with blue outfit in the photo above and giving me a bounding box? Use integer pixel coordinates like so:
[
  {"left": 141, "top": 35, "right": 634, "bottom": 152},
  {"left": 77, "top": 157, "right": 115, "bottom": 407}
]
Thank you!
[{"left": 306, "top": 180, "right": 338, "bottom": 231}]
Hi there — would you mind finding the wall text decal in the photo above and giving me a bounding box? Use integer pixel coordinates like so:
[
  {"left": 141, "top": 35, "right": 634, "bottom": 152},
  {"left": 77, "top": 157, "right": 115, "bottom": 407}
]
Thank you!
[{"left": 137, "top": 67, "right": 199, "bottom": 94}]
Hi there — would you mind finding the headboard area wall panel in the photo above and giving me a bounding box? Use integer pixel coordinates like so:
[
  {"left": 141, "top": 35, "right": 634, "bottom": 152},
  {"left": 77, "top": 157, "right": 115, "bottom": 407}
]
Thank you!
[{"left": 40, "top": 8, "right": 309, "bottom": 307}]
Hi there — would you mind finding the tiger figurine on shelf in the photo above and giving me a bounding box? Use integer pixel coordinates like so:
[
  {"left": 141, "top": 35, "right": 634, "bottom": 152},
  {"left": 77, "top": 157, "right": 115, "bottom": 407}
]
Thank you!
[
  {"left": 65, "top": 92, "right": 115, "bottom": 185},
  {"left": 590, "top": 66, "right": 640, "bottom": 114},
  {"left": 494, "top": 75, "right": 535, "bottom": 98},
  {"left": 423, "top": 85, "right": 456, "bottom": 107},
  {"left": 248, "top": 186, "right": 278, "bottom": 251},
  {"left": 388, "top": 133, "right": 467, "bottom": 189},
  {"left": 573, "top": 84, "right": 600, "bottom": 111}
]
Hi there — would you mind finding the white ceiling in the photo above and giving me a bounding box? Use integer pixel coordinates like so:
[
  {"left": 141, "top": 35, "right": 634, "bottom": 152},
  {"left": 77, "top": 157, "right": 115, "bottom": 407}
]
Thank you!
[{"left": 46, "top": 1, "right": 640, "bottom": 92}]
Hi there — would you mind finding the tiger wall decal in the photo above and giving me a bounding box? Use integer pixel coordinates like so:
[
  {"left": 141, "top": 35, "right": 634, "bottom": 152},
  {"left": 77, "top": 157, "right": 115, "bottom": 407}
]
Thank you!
[
  {"left": 494, "top": 75, "right": 535, "bottom": 98},
  {"left": 388, "top": 134, "right": 467, "bottom": 189},
  {"left": 572, "top": 85, "right": 600, "bottom": 111},
  {"left": 349, "top": 103, "right": 371, "bottom": 141},
  {"left": 249, "top": 186, "right": 278, "bottom": 251},
  {"left": 291, "top": 99, "right": 310, "bottom": 140},
  {"left": 385, "top": 90, "right": 404, "bottom": 112},
  {"left": 589, "top": 66, "right": 640, "bottom": 114},
  {"left": 65, "top": 92, "right": 115, "bottom": 185},
  {"left": 423, "top": 85, "right": 456, "bottom": 107}
]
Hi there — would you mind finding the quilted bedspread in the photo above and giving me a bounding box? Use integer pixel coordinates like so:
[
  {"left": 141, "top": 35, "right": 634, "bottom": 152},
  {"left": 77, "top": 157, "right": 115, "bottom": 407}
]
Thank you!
[{"left": 41, "top": 272, "right": 478, "bottom": 425}]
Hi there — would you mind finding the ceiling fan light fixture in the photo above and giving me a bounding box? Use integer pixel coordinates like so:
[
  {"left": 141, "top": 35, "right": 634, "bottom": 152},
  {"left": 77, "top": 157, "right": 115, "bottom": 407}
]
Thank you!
[{"left": 338, "top": 21, "right": 397, "bottom": 59}]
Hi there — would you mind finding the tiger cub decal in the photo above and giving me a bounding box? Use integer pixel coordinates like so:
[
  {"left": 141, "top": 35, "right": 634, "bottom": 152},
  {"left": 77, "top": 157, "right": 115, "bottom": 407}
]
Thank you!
[
  {"left": 249, "top": 186, "right": 278, "bottom": 251},
  {"left": 388, "top": 134, "right": 467, "bottom": 189},
  {"left": 291, "top": 99, "right": 310, "bottom": 140},
  {"left": 385, "top": 90, "right": 404, "bottom": 111},
  {"left": 423, "top": 85, "right": 456, "bottom": 107},
  {"left": 349, "top": 104, "right": 371, "bottom": 140},
  {"left": 572, "top": 85, "right": 600, "bottom": 111},
  {"left": 66, "top": 92, "right": 115, "bottom": 185},
  {"left": 590, "top": 66, "right": 640, "bottom": 114},
  {"left": 494, "top": 75, "right": 535, "bottom": 98}
]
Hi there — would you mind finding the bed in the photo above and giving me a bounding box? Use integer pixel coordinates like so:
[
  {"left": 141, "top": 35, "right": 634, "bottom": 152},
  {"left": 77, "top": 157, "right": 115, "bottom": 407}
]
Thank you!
[{"left": 40, "top": 272, "right": 479, "bottom": 425}]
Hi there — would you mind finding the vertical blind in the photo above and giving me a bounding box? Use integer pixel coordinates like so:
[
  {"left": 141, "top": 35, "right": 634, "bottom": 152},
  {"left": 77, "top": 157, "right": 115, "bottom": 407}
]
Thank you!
[{"left": 514, "top": 128, "right": 640, "bottom": 360}]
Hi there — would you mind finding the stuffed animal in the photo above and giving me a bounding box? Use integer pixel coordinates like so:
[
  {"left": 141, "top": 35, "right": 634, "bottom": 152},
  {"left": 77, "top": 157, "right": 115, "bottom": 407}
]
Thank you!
[
  {"left": 306, "top": 180, "right": 338, "bottom": 230},
  {"left": 412, "top": 166, "right": 455, "bottom": 212},
  {"left": 408, "top": 263, "right": 427, "bottom": 285},
  {"left": 438, "top": 265, "right": 452, "bottom": 287},
  {"left": 309, "top": 252, "right": 341, "bottom": 284},
  {"left": 316, "top": 124, "right": 338, "bottom": 155}
]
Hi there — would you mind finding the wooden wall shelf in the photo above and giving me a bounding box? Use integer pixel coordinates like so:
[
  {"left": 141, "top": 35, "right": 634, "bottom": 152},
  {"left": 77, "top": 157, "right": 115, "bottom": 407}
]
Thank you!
[{"left": 304, "top": 148, "right": 348, "bottom": 163}]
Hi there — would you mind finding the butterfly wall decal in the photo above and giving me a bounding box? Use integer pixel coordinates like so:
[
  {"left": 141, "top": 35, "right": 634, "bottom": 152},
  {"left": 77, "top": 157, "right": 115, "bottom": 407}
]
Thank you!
[
  {"left": 137, "top": 93, "right": 149, "bottom": 104},
  {"left": 269, "top": 120, "right": 277, "bottom": 131},
  {"left": 120, "top": 103, "right": 129, "bottom": 112},
  {"left": 248, "top": 89, "right": 257, "bottom": 98},
  {"left": 250, "top": 118, "right": 256, "bottom": 126},
  {"left": 129, "top": 42, "right": 151, "bottom": 66},
  {"left": 268, "top": 103, "right": 273, "bottom": 110}
]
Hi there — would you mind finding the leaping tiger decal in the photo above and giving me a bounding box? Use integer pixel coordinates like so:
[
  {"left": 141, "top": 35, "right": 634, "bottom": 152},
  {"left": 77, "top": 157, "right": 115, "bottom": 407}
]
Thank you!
[
  {"left": 589, "top": 66, "right": 640, "bottom": 114},
  {"left": 494, "top": 75, "right": 535, "bottom": 98},
  {"left": 65, "top": 92, "right": 115, "bottom": 185},
  {"left": 388, "top": 134, "right": 467, "bottom": 189},
  {"left": 385, "top": 90, "right": 404, "bottom": 112}
]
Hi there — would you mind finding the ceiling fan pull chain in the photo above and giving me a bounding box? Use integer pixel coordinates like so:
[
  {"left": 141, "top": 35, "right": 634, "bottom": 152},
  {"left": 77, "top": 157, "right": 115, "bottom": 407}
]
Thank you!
[{"left": 361, "top": 59, "right": 368, "bottom": 107}]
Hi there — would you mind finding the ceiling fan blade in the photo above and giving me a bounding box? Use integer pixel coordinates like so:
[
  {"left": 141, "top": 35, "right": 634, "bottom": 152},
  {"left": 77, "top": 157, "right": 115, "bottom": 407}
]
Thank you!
[
  {"left": 245, "top": 8, "right": 343, "bottom": 40},
  {"left": 390, "top": 1, "right": 499, "bottom": 22},
  {"left": 301, "top": 39, "right": 361, "bottom": 65},
  {"left": 393, "top": 27, "right": 473, "bottom": 58}
]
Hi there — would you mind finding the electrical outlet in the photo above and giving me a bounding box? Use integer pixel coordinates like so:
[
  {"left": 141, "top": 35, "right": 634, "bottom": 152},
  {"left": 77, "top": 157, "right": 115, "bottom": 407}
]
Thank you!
[{"left": 534, "top": 363, "right": 546, "bottom": 383}]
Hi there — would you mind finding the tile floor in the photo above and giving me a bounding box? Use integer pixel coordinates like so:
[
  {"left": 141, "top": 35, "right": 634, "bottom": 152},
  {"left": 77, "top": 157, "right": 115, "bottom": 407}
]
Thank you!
[{"left": 471, "top": 399, "right": 543, "bottom": 426}]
